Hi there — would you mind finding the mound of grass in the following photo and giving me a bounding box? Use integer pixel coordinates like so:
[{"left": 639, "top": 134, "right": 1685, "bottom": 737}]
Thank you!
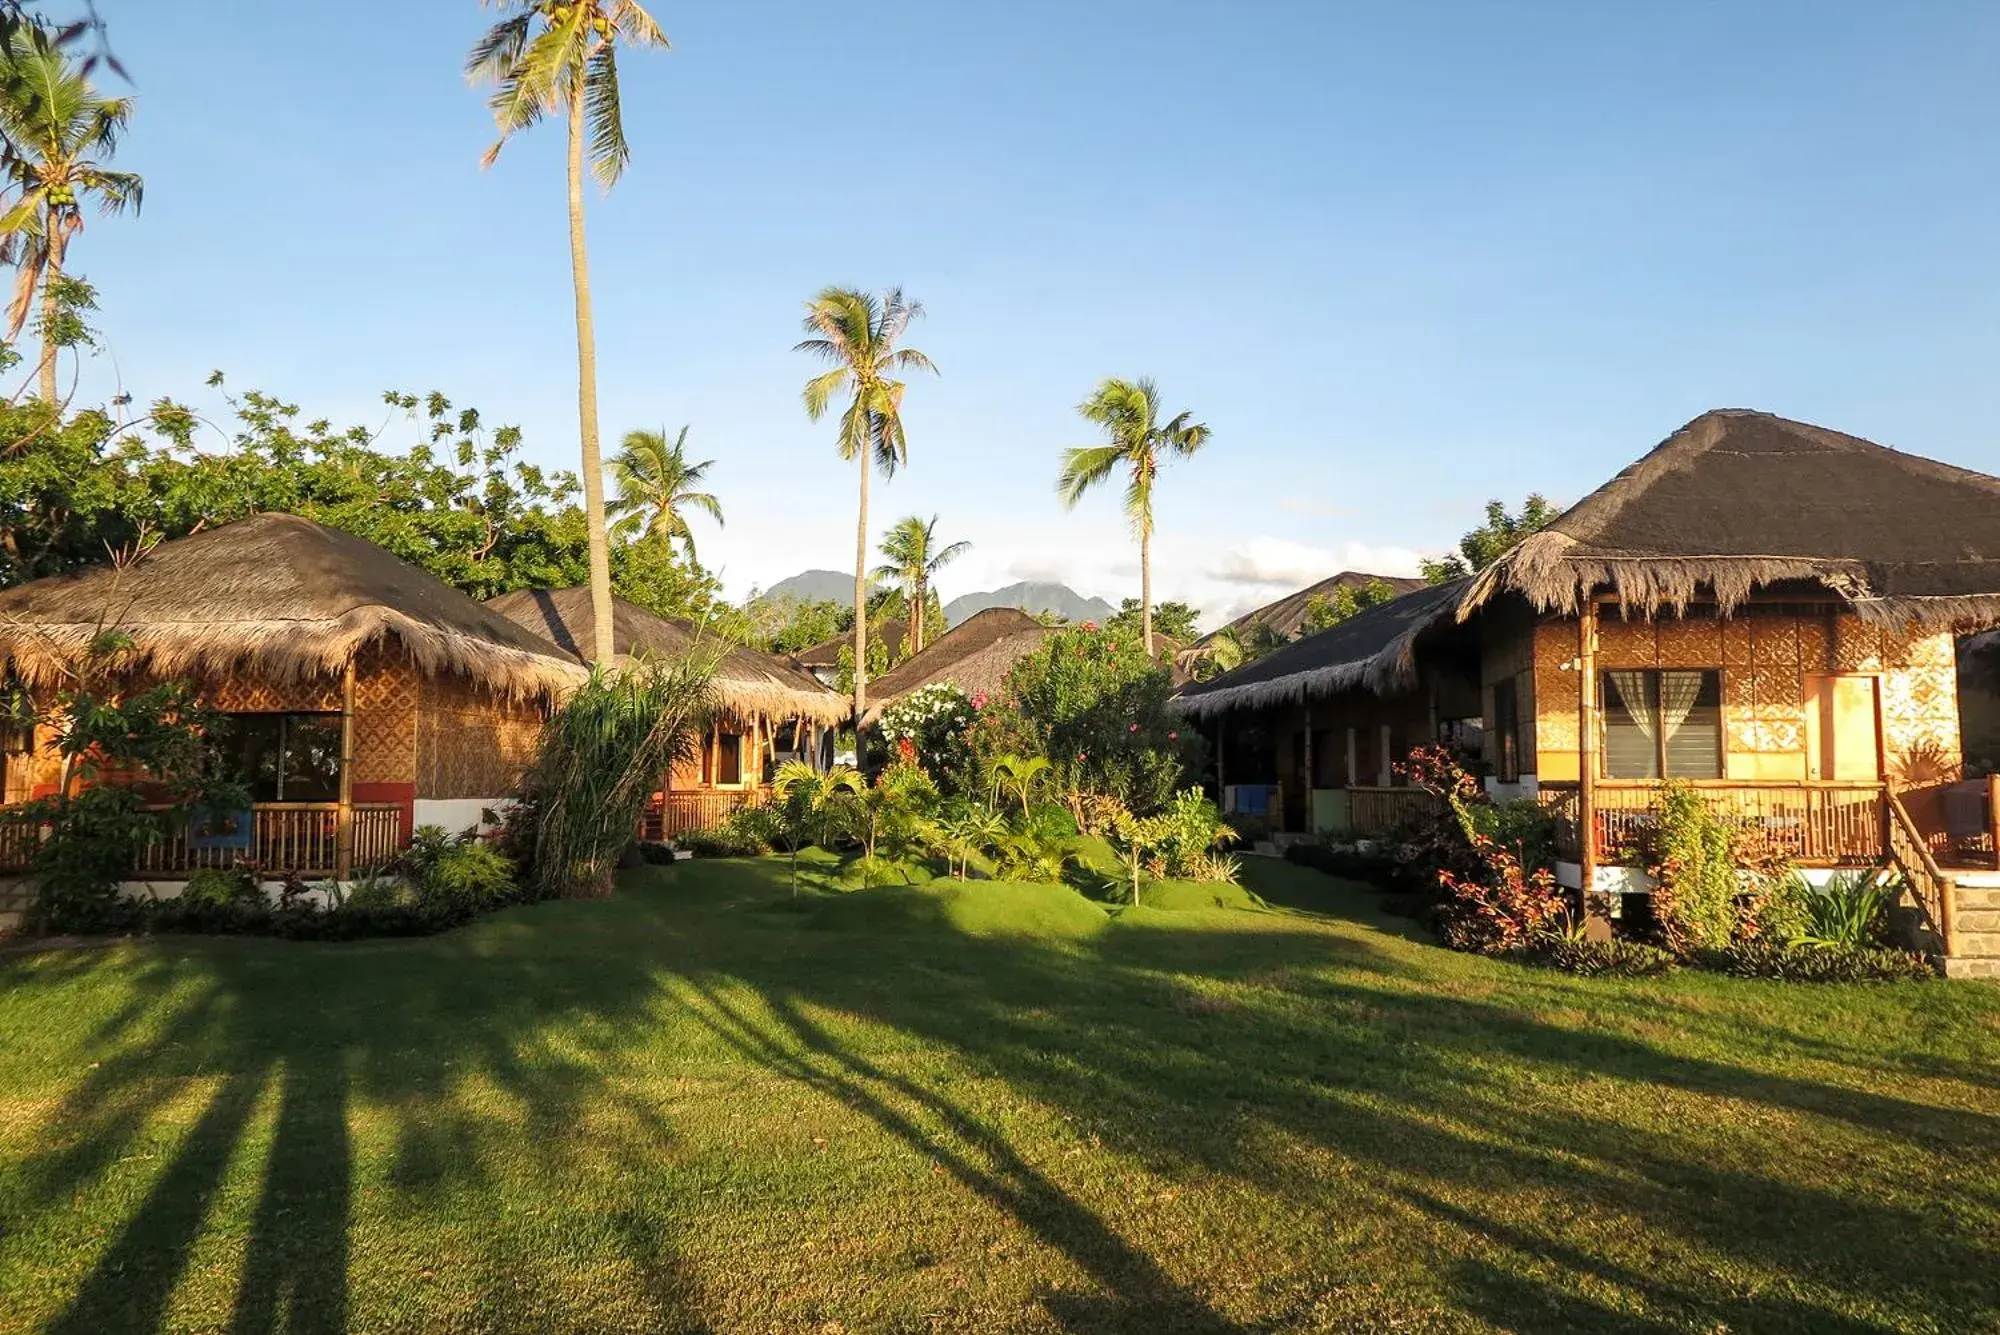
[
  {"left": 1128, "top": 878, "right": 1266, "bottom": 913},
  {"left": 802, "top": 878, "right": 1109, "bottom": 939}
]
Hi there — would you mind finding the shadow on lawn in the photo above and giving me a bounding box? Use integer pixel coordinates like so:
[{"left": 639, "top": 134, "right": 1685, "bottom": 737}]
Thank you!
[{"left": 5, "top": 860, "right": 1997, "bottom": 1333}]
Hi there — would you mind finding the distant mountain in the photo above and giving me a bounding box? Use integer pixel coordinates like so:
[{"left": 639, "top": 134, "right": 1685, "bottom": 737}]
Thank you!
[
  {"left": 756, "top": 569, "right": 856, "bottom": 604},
  {"left": 944, "top": 582, "right": 1117, "bottom": 628},
  {"left": 1203, "top": 571, "right": 1427, "bottom": 645}
]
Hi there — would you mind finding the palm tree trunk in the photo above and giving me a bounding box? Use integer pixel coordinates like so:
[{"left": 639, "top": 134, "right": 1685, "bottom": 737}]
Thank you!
[
  {"left": 911, "top": 573, "right": 925, "bottom": 655},
  {"left": 37, "top": 235, "right": 65, "bottom": 405},
  {"left": 853, "top": 448, "right": 870, "bottom": 724},
  {"left": 567, "top": 84, "right": 616, "bottom": 665},
  {"left": 1140, "top": 520, "right": 1154, "bottom": 658}
]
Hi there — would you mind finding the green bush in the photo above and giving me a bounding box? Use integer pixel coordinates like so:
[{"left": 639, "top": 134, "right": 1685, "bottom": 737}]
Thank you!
[
  {"left": 417, "top": 842, "right": 516, "bottom": 911},
  {"left": 1722, "top": 941, "right": 1935, "bottom": 983},
  {"left": 677, "top": 824, "right": 769, "bottom": 858},
  {"left": 1741, "top": 869, "right": 1814, "bottom": 946},
  {"left": 1461, "top": 799, "right": 1559, "bottom": 874},
  {"left": 179, "top": 866, "right": 260, "bottom": 909},
  {"left": 1801, "top": 869, "right": 1899, "bottom": 948},
  {"left": 1646, "top": 781, "right": 1738, "bottom": 954},
  {"left": 342, "top": 872, "right": 408, "bottom": 910},
  {"left": 1534, "top": 938, "right": 1678, "bottom": 978}
]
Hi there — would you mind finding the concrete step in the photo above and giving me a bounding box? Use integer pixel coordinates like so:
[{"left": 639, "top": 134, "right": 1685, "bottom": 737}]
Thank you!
[
  {"left": 1950, "top": 930, "right": 2000, "bottom": 959},
  {"left": 1953, "top": 885, "right": 2000, "bottom": 910},
  {"left": 1955, "top": 909, "right": 2000, "bottom": 934},
  {"left": 1944, "top": 956, "right": 2000, "bottom": 980}
]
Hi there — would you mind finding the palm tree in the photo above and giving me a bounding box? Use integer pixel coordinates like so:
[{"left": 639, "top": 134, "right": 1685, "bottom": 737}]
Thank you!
[
  {"left": 467, "top": 0, "right": 667, "bottom": 665},
  {"left": 795, "top": 287, "right": 937, "bottom": 721},
  {"left": 872, "top": 514, "right": 968, "bottom": 656},
  {"left": 0, "top": 27, "right": 140, "bottom": 403},
  {"left": 771, "top": 759, "right": 862, "bottom": 893},
  {"left": 608, "top": 425, "right": 722, "bottom": 559},
  {"left": 1058, "top": 378, "right": 1210, "bottom": 658}
]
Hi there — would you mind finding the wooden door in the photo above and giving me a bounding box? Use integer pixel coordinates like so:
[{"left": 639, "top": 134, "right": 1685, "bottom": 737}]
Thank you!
[{"left": 1806, "top": 675, "right": 1881, "bottom": 781}]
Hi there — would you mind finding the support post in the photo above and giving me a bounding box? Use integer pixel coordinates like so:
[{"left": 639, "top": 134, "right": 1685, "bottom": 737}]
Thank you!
[
  {"left": 1578, "top": 597, "right": 1600, "bottom": 898},
  {"left": 1301, "top": 707, "right": 1314, "bottom": 834},
  {"left": 1215, "top": 718, "right": 1227, "bottom": 795},
  {"left": 1989, "top": 772, "right": 2000, "bottom": 870},
  {"left": 335, "top": 659, "right": 356, "bottom": 882}
]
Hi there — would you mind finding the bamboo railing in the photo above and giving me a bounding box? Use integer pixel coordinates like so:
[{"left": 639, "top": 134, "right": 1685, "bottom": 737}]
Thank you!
[
  {"left": 1, "top": 802, "right": 407, "bottom": 877},
  {"left": 1346, "top": 786, "right": 1444, "bottom": 837},
  {"left": 1887, "top": 791, "right": 1953, "bottom": 959},
  {"left": 641, "top": 789, "right": 764, "bottom": 842},
  {"left": 1536, "top": 781, "right": 1886, "bottom": 867}
]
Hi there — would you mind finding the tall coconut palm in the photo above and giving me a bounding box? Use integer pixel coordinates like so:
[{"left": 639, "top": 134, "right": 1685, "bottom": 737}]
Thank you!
[
  {"left": 0, "top": 27, "right": 140, "bottom": 403},
  {"left": 466, "top": 0, "right": 666, "bottom": 665},
  {"left": 795, "top": 287, "right": 937, "bottom": 721},
  {"left": 608, "top": 425, "right": 722, "bottom": 559},
  {"left": 872, "top": 514, "right": 968, "bottom": 656},
  {"left": 1058, "top": 377, "right": 1210, "bottom": 657}
]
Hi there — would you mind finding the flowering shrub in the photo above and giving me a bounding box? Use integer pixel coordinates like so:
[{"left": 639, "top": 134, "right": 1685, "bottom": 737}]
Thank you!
[
  {"left": 876, "top": 681, "right": 978, "bottom": 790},
  {"left": 1400, "top": 744, "right": 1569, "bottom": 955}
]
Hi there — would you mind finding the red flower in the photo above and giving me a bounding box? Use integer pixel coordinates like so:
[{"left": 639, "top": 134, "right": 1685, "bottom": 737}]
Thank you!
[
  {"left": 1081, "top": 620, "right": 1098, "bottom": 632},
  {"left": 1128, "top": 723, "right": 1139, "bottom": 732}
]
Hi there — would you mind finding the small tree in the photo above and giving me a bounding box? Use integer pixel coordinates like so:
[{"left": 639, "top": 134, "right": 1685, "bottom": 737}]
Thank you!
[
  {"left": 1422, "top": 495, "right": 1561, "bottom": 584},
  {"left": 1102, "top": 803, "right": 1173, "bottom": 906}
]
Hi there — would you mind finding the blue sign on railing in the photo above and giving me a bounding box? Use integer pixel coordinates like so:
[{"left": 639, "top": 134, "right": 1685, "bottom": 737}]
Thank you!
[{"left": 187, "top": 807, "right": 254, "bottom": 852}]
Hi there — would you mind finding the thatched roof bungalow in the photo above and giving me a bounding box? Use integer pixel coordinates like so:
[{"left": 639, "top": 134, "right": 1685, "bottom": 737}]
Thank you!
[
  {"left": 1199, "top": 570, "right": 1426, "bottom": 650},
  {"left": 486, "top": 587, "right": 845, "bottom": 839},
  {"left": 0, "top": 513, "right": 586, "bottom": 877},
  {"left": 859, "top": 607, "right": 1051, "bottom": 725}
]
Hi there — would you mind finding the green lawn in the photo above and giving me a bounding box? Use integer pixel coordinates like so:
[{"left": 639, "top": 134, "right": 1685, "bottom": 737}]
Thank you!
[{"left": 1, "top": 856, "right": 1996, "bottom": 1334}]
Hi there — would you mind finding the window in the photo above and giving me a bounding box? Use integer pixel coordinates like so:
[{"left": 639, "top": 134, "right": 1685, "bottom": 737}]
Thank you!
[
  {"left": 715, "top": 732, "right": 743, "bottom": 786},
  {"left": 1599, "top": 670, "right": 1722, "bottom": 779},
  {"left": 227, "top": 713, "right": 342, "bottom": 802},
  {"left": 1492, "top": 679, "right": 1521, "bottom": 782}
]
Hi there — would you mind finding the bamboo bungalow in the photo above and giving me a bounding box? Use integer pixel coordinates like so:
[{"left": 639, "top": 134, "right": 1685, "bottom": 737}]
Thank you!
[
  {"left": 1181, "top": 410, "right": 2000, "bottom": 973},
  {"left": 486, "top": 588, "right": 846, "bottom": 838},
  {"left": 858, "top": 607, "right": 1052, "bottom": 725},
  {"left": 0, "top": 514, "right": 584, "bottom": 889}
]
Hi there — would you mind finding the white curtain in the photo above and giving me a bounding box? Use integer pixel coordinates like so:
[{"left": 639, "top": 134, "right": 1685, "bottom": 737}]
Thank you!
[
  {"left": 1608, "top": 671, "right": 1655, "bottom": 741},
  {"left": 1657, "top": 671, "right": 1705, "bottom": 742}
]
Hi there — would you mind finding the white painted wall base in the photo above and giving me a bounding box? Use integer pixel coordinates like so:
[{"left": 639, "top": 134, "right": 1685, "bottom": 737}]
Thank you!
[
  {"left": 1485, "top": 774, "right": 1541, "bottom": 802},
  {"left": 412, "top": 798, "right": 513, "bottom": 837},
  {"left": 1556, "top": 861, "right": 1853, "bottom": 895}
]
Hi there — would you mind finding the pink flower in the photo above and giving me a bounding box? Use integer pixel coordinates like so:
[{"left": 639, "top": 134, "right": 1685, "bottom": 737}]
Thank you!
[
  {"left": 1168, "top": 731, "right": 1179, "bottom": 741},
  {"left": 970, "top": 691, "right": 989, "bottom": 710},
  {"left": 1128, "top": 723, "right": 1139, "bottom": 733},
  {"left": 1081, "top": 620, "right": 1098, "bottom": 632},
  {"left": 1077, "top": 751, "right": 1088, "bottom": 761}
]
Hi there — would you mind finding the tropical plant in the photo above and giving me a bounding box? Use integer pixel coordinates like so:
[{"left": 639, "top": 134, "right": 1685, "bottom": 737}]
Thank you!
[
  {"left": 771, "top": 759, "right": 863, "bottom": 851},
  {"left": 1645, "top": 781, "right": 1738, "bottom": 955},
  {"left": 527, "top": 654, "right": 714, "bottom": 898},
  {"left": 1148, "top": 788, "right": 1237, "bottom": 879},
  {"left": 1059, "top": 377, "right": 1210, "bottom": 657},
  {"left": 1800, "top": 868, "right": 1900, "bottom": 948},
  {"left": 1301, "top": 578, "right": 1400, "bottom": 632},
  {"left": 607, "top": 425, "right": 722, "bottom": 558},
  {"left": 1102, "top": 802, "right": 1174, "bottom": 905},
  {"left": 0, "top": 25, "right": 140, "bottom": 402},
  {"left": 935, "top": 801, "right": 1006, "bottom": 881},
  {"left": 984, "top": 752, "right": 1051, "bottom": 817},
  {"left": 1107, "top": 597, "right": 1200, "bottom": 645},
  {"left": 467, "top": 0, "right": 668, "bottom": 664},
  {"left": 872, "top": 514, "right": 968, "bottom": 656},
  {"left": 795, "top": 286, "right": 938, "bottom": 721}
]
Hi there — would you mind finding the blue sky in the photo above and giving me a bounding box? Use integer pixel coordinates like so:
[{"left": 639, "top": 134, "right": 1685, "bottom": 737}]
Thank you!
[{"left": 69, "top": 1, "right": 2000, "bottom": 625}]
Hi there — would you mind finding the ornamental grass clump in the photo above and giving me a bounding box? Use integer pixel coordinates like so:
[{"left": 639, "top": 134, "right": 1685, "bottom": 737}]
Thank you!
[{"left": 528, "top": 655, "right": 715, "bottom": 898}]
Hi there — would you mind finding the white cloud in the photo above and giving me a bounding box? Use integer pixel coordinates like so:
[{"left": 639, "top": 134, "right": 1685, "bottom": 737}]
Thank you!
[{"left": 1205, "top": 536, "right": 1428, "bottom": 588}]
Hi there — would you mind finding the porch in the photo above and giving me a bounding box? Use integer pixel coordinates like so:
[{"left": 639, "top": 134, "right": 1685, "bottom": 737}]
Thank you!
[{"left": 0, "top": 801, "right": 409, "bottom": 879}]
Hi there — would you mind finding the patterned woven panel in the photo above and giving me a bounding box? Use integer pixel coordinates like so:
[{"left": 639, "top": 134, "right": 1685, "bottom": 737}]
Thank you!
[
  {"left": 417, "top": 672, "right": 544, "bottom": 799},
  {"left": 352, "top": 655, "right": 419, "bottom": 785},
  {"left": 1796, "top": 619, "right": 1832, "bottom": 674},
  {"left": 206, "top": 675, "right": 340, "bottom": 712},
  {"left": 1721, "top": 620, "right": 1755, "bottom": 667},
  {"left": 1597, "top": 618, "right": 1656, "bottom": 667},
  {"left": 1750, "top": 620, "right": 1801, "bottom": 667},
  {"left": 1883, "top": 657, "right": 1962, "bottom": 784},
  {"left": 1833, "top": 617, "right": 1883, "bottom": 671},
  {"left": 1656, "top": 618, "right": 1723, "bottom": 667},
  {"left": 1532, "top": 622, "right": 1579, "bottom": 753}
]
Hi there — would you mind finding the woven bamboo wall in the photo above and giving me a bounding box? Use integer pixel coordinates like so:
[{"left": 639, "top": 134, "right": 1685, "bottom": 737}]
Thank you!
[
  {"left": 417, "top": 670, "right": 544, "bottom": 799},
  {"left": 1526, "top": 609, "right": 1960, "bottom": 784},
  {"left": 353, "top": 651, "right": 419, "bottom": 786},
  {"left": 1479, "top": 600, "right": 1540, "bottom": 775}
]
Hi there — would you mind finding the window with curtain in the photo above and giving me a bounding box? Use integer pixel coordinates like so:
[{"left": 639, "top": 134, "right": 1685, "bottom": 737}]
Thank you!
[
  {"left": 1599, "top": 670, "right": 1721, "bottom": 779},
  {"left": 1492, "top": 679, "right": 1521, "bottom": 782},
  {"left": 226, "top": 713, "right": 342, "bottom": 802}
]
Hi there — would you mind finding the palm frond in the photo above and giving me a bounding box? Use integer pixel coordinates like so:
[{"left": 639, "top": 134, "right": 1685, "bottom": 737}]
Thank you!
[
  {"left": 1056, "top": 444, "right": 1126, "bottom": 508},
  {"left": 464, "top": 12, "right": 532, "bottom": 83},
  {"left": 886, "top": 347, "right": 939, "bottom": 377},
  {"left": 584, "top": 43, "right": 628, "bottom": 187},
  {"left": 612, "top": 0, "right": 671, "bottom": 48},
  {"left": 801, "top": 367, "right": 849, "bottom": 421},
  {"left": 1123, "top": 466, "right": 1154, "bottom": 538}
]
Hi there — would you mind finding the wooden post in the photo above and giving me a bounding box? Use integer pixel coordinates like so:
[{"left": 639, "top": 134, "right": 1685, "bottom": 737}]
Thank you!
[
  {"left": 1578, "top": 597, "right": 1600, "bottom": 897},
  {"left": 1989, "top": 773, "right": 2000, "bottom": 870},
  {"left": 335, "top": 659, "right": 356, "bottom": 882},
  {"left": 1301, "top": 706, "right": 1314, "bottom": 833},
  {"left": 1215, "top": 718, "right": 1227, "bottom": 794}
]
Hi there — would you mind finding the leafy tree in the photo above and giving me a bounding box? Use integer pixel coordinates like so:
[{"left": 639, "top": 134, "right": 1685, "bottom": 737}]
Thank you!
[
  {"left": 1059, "top": 378, "right": 1210, "bottom": 658},
  {"left": 872, "top": 514, "right": 968, "bottom": 656},
  {"left": 1422, "top": 494, "right": 1561, "bottom": 584},
  {"left": 1107, "top": 597, "right": 1200, "bottom": 645},
  {"left": 467, "top": 0, "right": 668, "bottom": 664},
  {"left": 0, "top": 25, "right": 139, "bottom": 402},
  {"left": 744, "top": 594, "right": 851, "bottom": 656},
  {"left": 1301, "top": 577, "right": 1400, "bottom": 632},
  {"left": 795, "top": 287, "right": 937, "bottom": 721},
  {"left": 607, "top": 425, "right": 721, "bottom": 559},
  {"left": 770, "top": 759, "right": 862, "bottom": 891}
]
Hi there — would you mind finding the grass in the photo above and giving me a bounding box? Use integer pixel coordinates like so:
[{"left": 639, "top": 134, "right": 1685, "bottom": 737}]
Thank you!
[{"left": 0, "top": 857, "right": 1996, "bottom": 1333}]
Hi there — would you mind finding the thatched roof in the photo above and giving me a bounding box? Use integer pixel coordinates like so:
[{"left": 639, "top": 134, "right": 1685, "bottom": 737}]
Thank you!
[
  {"left": 487, "top": 586, "right": 846, "bottom": 725},
  {"left": 1465, "top": 409, "right": 2000, "bottom": 629},
  {"left": 1201, "top": 570, "right": 1426, "bottom": 646},
  {"left": 0, "top": 513, "right": 585, "bottom": 698},
  {"left": 860, "top": 607, "right": 1050, "bottom": 723},
  {"left": 1173, "top": 580, "right": 1468, "bottom": 719},
  {"left": 792, "top": 618, "right": 905, "bottom": 669}
]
